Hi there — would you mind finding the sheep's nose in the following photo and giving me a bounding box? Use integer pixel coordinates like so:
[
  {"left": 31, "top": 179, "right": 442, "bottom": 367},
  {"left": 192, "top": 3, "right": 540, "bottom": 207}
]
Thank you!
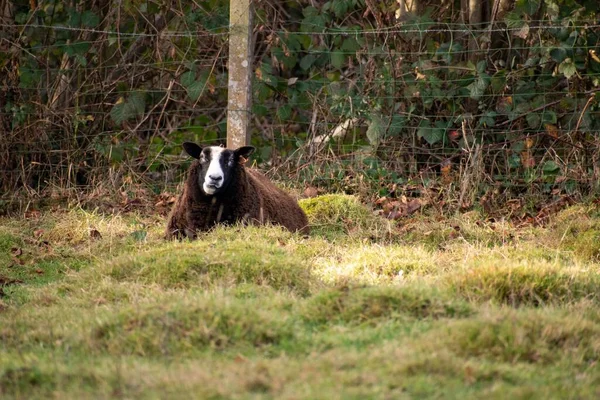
[{"left": 208, "top": 174, "right": 222, "bottom": 182}]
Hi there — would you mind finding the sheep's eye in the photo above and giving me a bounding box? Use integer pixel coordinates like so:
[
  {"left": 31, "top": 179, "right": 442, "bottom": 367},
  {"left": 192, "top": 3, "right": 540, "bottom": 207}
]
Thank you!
[{"left": 200, "top": 151, "right": 210, "bottom": 163}]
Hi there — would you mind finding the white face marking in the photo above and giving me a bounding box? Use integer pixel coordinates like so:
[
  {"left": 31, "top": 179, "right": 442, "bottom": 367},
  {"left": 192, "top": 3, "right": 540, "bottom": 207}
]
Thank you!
[{"left": 203, "top": 147, "right": 225, "bottom": 195}]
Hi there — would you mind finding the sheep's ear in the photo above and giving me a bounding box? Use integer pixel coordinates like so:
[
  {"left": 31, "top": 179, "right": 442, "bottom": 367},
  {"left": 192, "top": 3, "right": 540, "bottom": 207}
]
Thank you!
[
  {"left": 234, "top": 146, "right": 255, "bottom": 160},
  {"left": 183, "top": 142, "right": 202, "bottom": 159}
]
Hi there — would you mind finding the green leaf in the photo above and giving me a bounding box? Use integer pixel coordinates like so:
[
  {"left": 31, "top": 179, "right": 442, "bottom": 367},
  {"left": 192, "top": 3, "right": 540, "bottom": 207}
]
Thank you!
[
  {"left": 542, "top": 160, "right": 560, "bottom": 173},
  {"left": 131, "top": 230, "right": 147, "bottom": 242},
  {"left": 549, "top": 47, "right": 567, "bottom": 63},
  {"left": 331, "top": 0, "right": 349, "bottom": 18},
  {"left": 330, "top": 51, "right": 345, "bottom": 69},
  {"left": 67, "top": 9, "right": 81, "bottom": 27},
  {"left": 558, "top": 58, "right": 577, "bottom": 79},
  {"left": 65, "top": 42, "right": 91, "bottom": 56},
  {"left": 341, "top": 37, "right": 361, "bottom": 52},
  {"left": 187, "top": 79, "right": 206, "bottom": 102},
  {"left": 541, "top": 111, "right": 557, "bottom": 124},
  {"left": 128, "top": 92, "right": 146, "bottom": 116},
  {"left": 491, "top": 70, "right": 507, "bottom": 93},
  {"left": 181, "top": 70, "right": 209, "bottom": 102},
  {"left": 110, "top": 93, "right": 146, "bottom": 125},
  {"left": 526, "top": 112, "right": 540, "bottom": 129},
  {"left": 417, "top": 121, "right": 443, "bottom": 145},
  {"left": 180, "top": 71, "right": 195, "bottom": 88},
  {"left": 300, "top": 54, "right": 316, "bottom": 70},
  {"left": 110, "top": 101, "right": 127, "bottom": 125},
  {"left": 277, "top": 104, "right": 292, "bottom": 121},
  {"left": 253, "top": 104, "right": 268, "bottom": 117},
  {"left": 366, "top": 114, "right": 383, "bottom": 146},
  {"left": 81, "top": 11, "right": 100, "bottom": 28},
  {"left": 467, "top": 74, "right": 490, "bottom": 100},
  {"left": 387, "top": 115, "right": 406, "bottom": 137},
  {"left": 302, "top": 6, "right": 319, "bottom": 17},
  {"left": 479, "top": 111, "right": 497, "bottom": 127},
  {"left": 515, "top": 0, "right": 540, "bottom": 15}
]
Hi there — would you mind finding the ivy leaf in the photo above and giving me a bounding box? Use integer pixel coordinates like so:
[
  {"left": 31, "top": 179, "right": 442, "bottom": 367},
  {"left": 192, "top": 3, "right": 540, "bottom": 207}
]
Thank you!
[{"left": 558, "top": 58, "right": 577, "bottom": 79}]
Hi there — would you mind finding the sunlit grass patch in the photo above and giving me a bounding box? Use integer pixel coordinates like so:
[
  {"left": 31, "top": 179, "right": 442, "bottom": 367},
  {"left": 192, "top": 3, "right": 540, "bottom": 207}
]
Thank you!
[
  {"left": 312, "top": 242, "right": 440, "bottom": 285},
  {"left": 300, "top": 194, "right": 391, "bottom": 239}
]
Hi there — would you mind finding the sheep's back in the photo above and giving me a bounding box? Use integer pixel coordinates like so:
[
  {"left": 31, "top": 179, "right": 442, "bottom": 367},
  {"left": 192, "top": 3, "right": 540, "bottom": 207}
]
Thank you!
[{"left": 246, "top": 169, "right": 309, "bottom": 233}]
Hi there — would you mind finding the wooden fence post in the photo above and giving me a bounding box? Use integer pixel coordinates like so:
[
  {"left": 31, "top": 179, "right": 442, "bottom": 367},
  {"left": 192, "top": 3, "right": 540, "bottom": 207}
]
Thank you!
[{"left": 227, "top": 0, "right": 254, "bottom": 149}]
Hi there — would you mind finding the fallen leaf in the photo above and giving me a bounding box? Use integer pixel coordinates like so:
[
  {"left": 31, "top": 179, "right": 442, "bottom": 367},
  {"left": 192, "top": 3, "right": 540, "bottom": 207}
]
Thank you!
[
  {"left": 415, "top": 68, "right": 426, "bottom": 80},
  {"left": 24, "top": 210, "right": 41, "bottom": 219},
  {"left": 375, "top": 196, "right": 388, "bottom": 205},
  {"left": 33, "top": 229, "right": 44, "bottom": 238},
  {"left": 545, "top": 124, "right": 559, "bottom": 138},
  {"left": 10, "top": 247, "right": 22, "bottom": 257},
  {"left": 405, "top": 199, "right": 422, "bottom": 215},
  {"left": 303, "top": 186, "right": 319, "bottom": 198},
  {"left": 90, "top": 229, "right": 102, "bottom": 240},
  {"left": 448, "top": 130, "right": 461, "bottom": 141}
]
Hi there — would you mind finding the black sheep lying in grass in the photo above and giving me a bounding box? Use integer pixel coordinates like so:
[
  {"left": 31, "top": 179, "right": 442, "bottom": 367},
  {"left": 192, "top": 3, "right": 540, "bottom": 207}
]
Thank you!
[{"left": 166, "top": 143, "right": 309, "bottom": 239}]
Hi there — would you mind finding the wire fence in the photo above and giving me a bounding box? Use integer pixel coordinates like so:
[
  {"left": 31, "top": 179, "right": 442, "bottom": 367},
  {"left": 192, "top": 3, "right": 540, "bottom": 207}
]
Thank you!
[{"left": 2, "top": 0, "right": 600, "bottom": 212}]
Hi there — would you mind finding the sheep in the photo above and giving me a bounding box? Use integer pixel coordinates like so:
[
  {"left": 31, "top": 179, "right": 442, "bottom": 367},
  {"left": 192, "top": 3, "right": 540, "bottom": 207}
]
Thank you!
[{"left": 166, "top": 142, "right": 309, "bottom": 239}]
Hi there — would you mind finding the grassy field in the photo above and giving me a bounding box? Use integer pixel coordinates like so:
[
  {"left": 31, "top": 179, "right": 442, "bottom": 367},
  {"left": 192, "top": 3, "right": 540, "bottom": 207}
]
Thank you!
[{"left": 1, "top": 194, "right": 600, "bottom": 399}]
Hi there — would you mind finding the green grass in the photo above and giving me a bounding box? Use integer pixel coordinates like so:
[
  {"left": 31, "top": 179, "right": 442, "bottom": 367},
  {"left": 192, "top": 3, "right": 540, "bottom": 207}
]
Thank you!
[{"left": 1, "top": 196, "right": 600, "bottom": 398}]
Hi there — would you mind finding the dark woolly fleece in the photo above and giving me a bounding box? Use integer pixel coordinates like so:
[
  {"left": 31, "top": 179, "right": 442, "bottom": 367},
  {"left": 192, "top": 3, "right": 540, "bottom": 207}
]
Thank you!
[{"left": 166, "top": 159, "right": 309, "bottom": 239}]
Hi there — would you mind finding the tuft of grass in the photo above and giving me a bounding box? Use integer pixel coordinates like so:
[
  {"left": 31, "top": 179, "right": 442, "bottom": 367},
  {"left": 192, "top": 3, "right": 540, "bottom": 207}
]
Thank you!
[
  {"left": 430, "top": 307, "right": 600, "bottom": 365},
  {"left": 299, "top": 194, "right": 391, "bottom": 239},
  {"left": 85, "top": 229, "right": 315, "bottom": 295},
  {"left": 446, "top": 262, "right": 600, "bottom": 306},
  {"left": 90, "top": 294, "right": 297, "bottom": 356},
  {"left": 301, "top": 285, "right": 473, "bottom": 325},
  {"left": 544, "top": 205, "right": 600, "bottom": 261}
]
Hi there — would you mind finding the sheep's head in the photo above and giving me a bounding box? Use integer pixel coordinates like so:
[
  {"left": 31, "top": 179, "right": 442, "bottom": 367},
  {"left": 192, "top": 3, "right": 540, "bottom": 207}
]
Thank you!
[{"left": 182, "top": 142, "right": 255, "bottom": 196}]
